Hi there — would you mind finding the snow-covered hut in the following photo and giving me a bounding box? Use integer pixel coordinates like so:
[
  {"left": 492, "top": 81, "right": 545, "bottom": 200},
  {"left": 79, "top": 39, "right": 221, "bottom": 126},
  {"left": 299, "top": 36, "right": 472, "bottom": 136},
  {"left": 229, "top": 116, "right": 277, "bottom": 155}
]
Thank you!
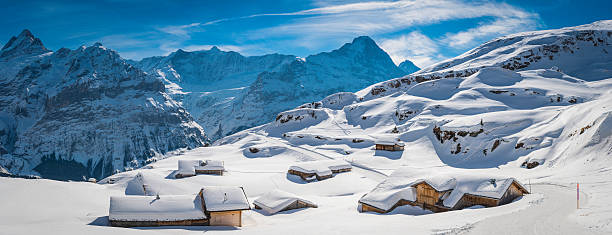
[
  {"left": 442, "top": 177, "right": 529, "bottom": 210},
  {"left": 175, "top": 160, "right": 198, "bottom": 178},
  {"left": 176, "top": 159, "right": 225, "bottom": 178},
  {"left": 375, "top": 140, "right": 405, "bottom": 151},
  {"left": 410, "top": 176, "right": 457, "bottom": 212},
  {"left": 195, "top": 160, "right": 224, "bottom": 175},
  {"left": 359, "top": 170, "right": 529, "bottom": 213},
  {"left": 253, "top": 189, "right": 318, "bottom": 214},
  {"left": 199, "top": 186, "right": 251, "bottom": 227},
  {"left": 288, "top": 159, "right": 352, "bottom": 181},
  {"left": 108, "top": 195, "right": 208, "bottom": 227}
]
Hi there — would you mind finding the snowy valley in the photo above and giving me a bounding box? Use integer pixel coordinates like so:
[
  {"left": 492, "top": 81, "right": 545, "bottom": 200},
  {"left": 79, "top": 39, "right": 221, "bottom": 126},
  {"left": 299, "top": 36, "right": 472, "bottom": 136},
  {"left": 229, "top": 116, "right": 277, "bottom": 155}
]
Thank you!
[{"left": 1, "top": 20, "right": 612, "bottom": 235}]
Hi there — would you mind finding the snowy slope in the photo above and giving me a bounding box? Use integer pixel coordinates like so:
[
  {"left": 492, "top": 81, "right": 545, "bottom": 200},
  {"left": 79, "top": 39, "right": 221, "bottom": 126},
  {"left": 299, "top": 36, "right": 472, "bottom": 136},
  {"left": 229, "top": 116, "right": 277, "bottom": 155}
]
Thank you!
[
  {"left": 135, "top": 36, "right": 410, "bottom": 140},
  {"left": 364, "top": 20, "right": 612, "bottom": 100},
  {"left": 0, "top": 30, "right": 208, "bottom": 180}
]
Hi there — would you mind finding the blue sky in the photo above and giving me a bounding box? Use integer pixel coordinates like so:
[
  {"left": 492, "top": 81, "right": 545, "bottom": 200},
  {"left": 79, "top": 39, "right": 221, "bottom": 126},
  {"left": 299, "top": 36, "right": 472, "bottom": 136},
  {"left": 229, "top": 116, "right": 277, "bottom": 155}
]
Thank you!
[{"left": 1, "top": 0, "right": 610, "bottom": 67}]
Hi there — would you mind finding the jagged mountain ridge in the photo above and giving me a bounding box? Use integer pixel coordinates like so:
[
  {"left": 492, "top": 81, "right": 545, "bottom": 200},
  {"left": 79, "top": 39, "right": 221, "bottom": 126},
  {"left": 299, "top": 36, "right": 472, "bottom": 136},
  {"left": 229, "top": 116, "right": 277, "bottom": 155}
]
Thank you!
[
  {"left": 365, "top": 20, "right": 612, "bottom": 98},
  {"left": 0, "top": 30, "right": 208, "bottom": 180},
  {"left": 136, "top": 36, "right": 413, "bottom": 140}
]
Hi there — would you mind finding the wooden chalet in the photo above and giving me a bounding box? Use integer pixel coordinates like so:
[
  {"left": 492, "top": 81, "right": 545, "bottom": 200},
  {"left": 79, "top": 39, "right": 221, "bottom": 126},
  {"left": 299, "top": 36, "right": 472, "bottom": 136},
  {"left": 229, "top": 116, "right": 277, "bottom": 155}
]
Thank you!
[
  {"left": 359, "top": 174, "right": 529, "bottom": 214},
  {"left": 176, "top": 159, "right": 225, "bottom": 178},
  {"left": 288, "top": 160, "right": 352, "bottom": 182},
  {"left": 199, "top": 186, "right": 251, "bottom": 227},
  {"left": 195, "top": 160, "right": 224, "bottom": 175},
  {"left": 375, "top": 141, "right": 405, "bottom": 151},
  {"left": 253, "top": 189, "right": 318, "bottom": 214},
  {"left": 443, "top": 178, "right": 530, "bottom": 210}
]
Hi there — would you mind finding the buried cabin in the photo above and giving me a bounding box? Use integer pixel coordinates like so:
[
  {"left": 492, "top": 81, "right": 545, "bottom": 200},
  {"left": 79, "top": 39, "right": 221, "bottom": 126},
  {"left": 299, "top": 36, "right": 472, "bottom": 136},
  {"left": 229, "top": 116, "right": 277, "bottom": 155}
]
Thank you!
[
  {"left": 109, "top": 186, "right": 251, "bottom": 228},
  {"left": 176, "top": 159, "right": 225, "bottom": 178},
  {"left": 199, "top": 186, "right": 251, "bottom": 227},
  {"left": 288, "top": 159, "right": 352, "bottom": 181},
  {"left": 253, "top": 189, "right": 318, "bottom": 214},
  {"left": 108, "top": 195, "right": 208, "bottom": 227},
  {"left": 375, "top": 141, "right": 405, "bottom": 151},
  {"left": 359, "top": 172, "right": 529, "bottom": 214}
]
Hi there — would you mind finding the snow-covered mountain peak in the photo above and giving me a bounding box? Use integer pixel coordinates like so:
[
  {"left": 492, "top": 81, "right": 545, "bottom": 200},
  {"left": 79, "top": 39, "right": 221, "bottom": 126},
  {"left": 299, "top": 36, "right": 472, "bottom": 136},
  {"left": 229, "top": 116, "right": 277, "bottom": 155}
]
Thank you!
[
  {"left": 0, "top": 32, "right": 208, "bottom": 180},
  {"left": 306, "top": 35, "right": 404, "bottom": 78},
  {"left": 398, "top": 59, "right": 420, "bottom": 74},
  {"left": 346, "top": 35, "right": 378, "bottom": 49},
  {"left": 309, "top": 35, "right": 392, "bottom": 62},
  {"left": 209, "top": 46, "right": 221, "bottom": 52},
  {"left": 0, "top": 29, "right": 50, "bottom": 58}
]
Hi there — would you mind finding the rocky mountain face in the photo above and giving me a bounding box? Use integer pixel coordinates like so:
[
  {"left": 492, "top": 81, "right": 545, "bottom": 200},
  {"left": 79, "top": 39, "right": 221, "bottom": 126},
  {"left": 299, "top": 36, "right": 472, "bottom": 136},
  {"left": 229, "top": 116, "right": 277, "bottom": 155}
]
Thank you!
[
  {"left": 136, "top": 36, "right": 410, "bottom": 140},
  {"left": 365, "top": 20, "right": 612, "bottom": 98},
  {"left": 0, "top": 30, "right": 208, "bottom": 180},
  {"left": 398, "top": 59, "right": 420, "bottom": 74}
]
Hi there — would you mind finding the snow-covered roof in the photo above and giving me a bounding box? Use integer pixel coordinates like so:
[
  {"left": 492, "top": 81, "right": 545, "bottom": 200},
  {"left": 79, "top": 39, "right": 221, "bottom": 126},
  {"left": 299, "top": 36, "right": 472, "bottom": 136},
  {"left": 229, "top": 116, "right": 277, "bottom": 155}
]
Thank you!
[
  {"left": 195, "top": 160, "right": 224, "bottom": 171},
  {"left": 375, "top": 141, "right": 405, "bottom": 146},
  {"left": 253, "top": 189, "right": 317, "bottom": 214},
  {"left": 410, "top": 176, "right": 457, "bottom": 192},
  {"left": 360, "top": 167, "right": 528, "bottom": 211},
  {"left": 109, "top": 195, "right": 206, "bottom": 221},
  {"left": 201, "top": 186, "right": 251, "bottom": 212},
  {"left": 178, "top": 159, "right": 224, "bottom": 174},
  {"left": 177, "top": 160, "right": 198, "bottom": 176},
  {"left": 443, "top": 177, "right": 525, "bottom": 208},
  {"left": 289, "top": 160, "right": 351, "bottom": 176},
  {"left": 359, "top": 185, "right": 416, "bottom": 212}
]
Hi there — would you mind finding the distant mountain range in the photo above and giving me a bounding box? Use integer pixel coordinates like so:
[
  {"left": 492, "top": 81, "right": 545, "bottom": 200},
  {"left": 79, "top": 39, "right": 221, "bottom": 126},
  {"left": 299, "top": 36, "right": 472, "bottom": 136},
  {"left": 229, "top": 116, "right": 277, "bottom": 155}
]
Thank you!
[
  {"left": 134, "top": 36, "right": 417, "bottom": 140},
  {"left": 0, "top": 30, "right": 207, "bottom": 180},
  {"left": 0, "top": 31, "right": 419, "bottom": 180}
]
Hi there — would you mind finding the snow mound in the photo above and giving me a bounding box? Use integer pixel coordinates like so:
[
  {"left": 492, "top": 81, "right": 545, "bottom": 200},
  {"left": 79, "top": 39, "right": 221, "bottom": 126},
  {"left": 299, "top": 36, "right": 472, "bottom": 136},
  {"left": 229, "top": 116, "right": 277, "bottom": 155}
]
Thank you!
[{"left": 461, "top": 67, "right": 523, "bottom": 87}]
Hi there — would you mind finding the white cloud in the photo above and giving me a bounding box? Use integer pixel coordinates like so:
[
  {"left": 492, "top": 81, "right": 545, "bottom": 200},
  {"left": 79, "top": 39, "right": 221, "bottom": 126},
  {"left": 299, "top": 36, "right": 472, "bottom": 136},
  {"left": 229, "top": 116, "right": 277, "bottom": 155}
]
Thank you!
[
  {"left": 379, "top": 32, "right": 442, "bottom": 68},
  {"left": 249, "top": 0, "right": 538, "bottom": 39},
  {"left": 444, "top": 17, "right": 539, "bottom": 48},
  {"left": 116, "top": 0, "right": 541, "bottom": 64},
  {"left": 157, "top": 22, "right": 202, "bottom": 38}
]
